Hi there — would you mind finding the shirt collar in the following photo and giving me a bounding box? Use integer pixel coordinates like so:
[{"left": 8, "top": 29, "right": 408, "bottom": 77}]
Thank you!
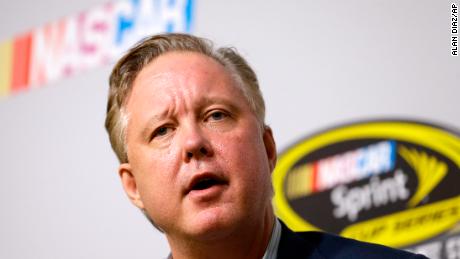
[{"left": 262, "top": 218, "right": 282, "bottom": 259}]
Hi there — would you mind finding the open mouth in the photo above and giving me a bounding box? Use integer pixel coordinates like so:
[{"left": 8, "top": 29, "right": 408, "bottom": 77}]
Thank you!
[
  {"left": 187, "top": 174, "right": 228, "bottom": 194},
  {"left": 192, "top": 178, "right": 223, "bottom": 191}
]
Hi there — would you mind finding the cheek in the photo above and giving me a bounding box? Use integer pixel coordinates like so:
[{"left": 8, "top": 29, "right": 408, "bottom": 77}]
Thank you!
[
  {"left": 223, "top": 132, "right": 273, "bottom": 211},
  {"left": 131, "top": 148, "right": 180, "bottom": 203},
  {"left": 222, "top": 130, "right": 270, "bottom": 182},
  {"left": 131, "top": 141, "right": 179, "bottom": 176},
  {"left": 135, "top": 158, "right": 179, "bottom": 221}
]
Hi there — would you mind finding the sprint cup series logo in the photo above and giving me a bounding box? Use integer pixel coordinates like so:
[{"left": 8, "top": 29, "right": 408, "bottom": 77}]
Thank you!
[{"left": 273, "top": 120, "right": 460, "bottom": 249}]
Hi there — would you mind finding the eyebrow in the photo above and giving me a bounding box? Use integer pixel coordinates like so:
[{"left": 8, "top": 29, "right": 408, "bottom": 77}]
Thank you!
[
  {"left": 199, "top": 96, "right": 241, "bottom": 112},
  {"left": 138, "top": 95, "right": 242, "bottom": 141}
]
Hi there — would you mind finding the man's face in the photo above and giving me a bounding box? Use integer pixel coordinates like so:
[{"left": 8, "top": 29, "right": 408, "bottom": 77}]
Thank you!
[{"left": 119, "top": 51, "right": 276, "bottom": 241}]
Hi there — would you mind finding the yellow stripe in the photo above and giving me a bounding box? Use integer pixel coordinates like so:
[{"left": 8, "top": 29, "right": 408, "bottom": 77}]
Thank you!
[{"left": 0, "top": 40, "right": 13, "bottom": 97}]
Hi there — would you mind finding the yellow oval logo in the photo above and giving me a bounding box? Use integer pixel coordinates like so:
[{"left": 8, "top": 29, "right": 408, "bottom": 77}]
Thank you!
[{"left": 273, "top": 120, "right": 460, "bottom": 249}]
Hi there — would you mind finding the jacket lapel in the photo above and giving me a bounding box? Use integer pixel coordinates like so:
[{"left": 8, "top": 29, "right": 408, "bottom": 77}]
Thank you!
[{"left": 277, "top": 221, "right": 324, "bottom": 259}]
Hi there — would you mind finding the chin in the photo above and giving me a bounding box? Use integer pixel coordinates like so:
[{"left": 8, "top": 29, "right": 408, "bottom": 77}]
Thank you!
[{"left": 185, "top": 207, "right": 242, "bottom": 241}]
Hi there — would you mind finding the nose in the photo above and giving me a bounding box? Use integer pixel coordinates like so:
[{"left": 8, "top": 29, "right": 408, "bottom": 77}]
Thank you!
[{"left": 181, "top": 124, "right": 213, "bottom": 162}]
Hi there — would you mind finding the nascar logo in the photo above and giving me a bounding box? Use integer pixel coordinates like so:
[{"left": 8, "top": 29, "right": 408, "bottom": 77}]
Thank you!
[{"left": 273, "top": 119, "right": 460, "bottom": 249}]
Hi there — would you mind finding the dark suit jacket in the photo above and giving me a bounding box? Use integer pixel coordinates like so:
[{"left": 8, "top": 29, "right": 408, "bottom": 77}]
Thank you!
[{"left": 276, "top": 222, "right": 428, "bottom": 259}]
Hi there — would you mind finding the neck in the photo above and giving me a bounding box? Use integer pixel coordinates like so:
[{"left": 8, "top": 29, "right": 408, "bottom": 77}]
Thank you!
[{"left": 167, "top": 211, "right": 275, "bottom": 259}]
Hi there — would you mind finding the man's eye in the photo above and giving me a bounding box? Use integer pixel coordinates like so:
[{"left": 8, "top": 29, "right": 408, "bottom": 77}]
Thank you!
[
  {"left": 152, "top": 126, "right": 172, "bottom": 139},
  {"left": 209, "top": 111, "right": 227, "bottom": 121}
]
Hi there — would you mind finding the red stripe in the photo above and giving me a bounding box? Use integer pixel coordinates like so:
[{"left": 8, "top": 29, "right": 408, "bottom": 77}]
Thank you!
[
  {"left": 11, "top": 32, "right": 32, "bottom": 93},
  {"left": 312, "top": 162, "right": 319, "bottom": 193}
]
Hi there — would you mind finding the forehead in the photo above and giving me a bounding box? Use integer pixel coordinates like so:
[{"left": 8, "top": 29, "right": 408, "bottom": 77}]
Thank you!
[
  {"left": 124, "top": 51, "right": 251, "bottom": 118},
  {"left": 137, "top": 51, "right": 233, "bottom": 86},
  {"left": 150, "top": 51, "right": 222, "bottom": 71},
  {"left": 129, "top": 51, "right": 240, "bottom": 101}
]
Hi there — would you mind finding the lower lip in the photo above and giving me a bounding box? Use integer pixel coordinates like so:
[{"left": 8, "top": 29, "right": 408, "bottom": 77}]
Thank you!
[{"left": 187, "top": 184, "right": 227, "bottom": 202}]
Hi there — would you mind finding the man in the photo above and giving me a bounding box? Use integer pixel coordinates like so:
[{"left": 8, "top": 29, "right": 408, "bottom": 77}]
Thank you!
[{"left": 105, "top": 33, "right": 426, "bottom": 259}]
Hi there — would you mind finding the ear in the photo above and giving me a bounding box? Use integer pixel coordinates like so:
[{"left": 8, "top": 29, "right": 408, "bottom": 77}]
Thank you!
[
  {"left": 263, "top": 126, "right": 277, "bottom": 171},
  {"left": 119, "top": 163, "right": 145, "bottom": 209}
]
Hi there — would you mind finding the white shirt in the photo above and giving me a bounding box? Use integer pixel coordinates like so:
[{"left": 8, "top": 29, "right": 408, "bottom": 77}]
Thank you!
[{"left": 262, "top": 218, "right": 282, "bottom": 259}]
